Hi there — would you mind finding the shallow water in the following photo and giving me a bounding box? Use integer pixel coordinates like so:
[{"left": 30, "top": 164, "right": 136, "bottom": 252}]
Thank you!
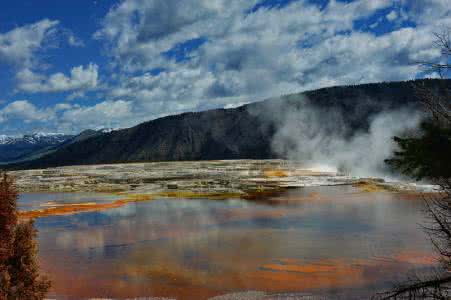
[
  {"left": 23, "top": 186, "right": 437, "bottom": 299},
  {"left": 18, "top": 192, "right": 122, "bottom": 211}
]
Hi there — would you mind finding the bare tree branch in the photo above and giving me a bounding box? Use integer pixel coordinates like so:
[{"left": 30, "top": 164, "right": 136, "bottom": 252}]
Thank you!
[{"left": 380, "top": 29, "right": 451, "bottom": 299}]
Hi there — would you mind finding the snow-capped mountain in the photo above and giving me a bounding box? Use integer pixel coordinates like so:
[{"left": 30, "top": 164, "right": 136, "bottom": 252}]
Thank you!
[
  {"left": 0, "top": 132, "right": 74, "bottom": 163},
  {"left": 0, "top": 129, "right": 117, "bottom": 164},
  {"left": 0, "top": 133, "right": 72, "bottom": 145},
  {"left": 93, "top": 127, "right": 120, "bottom": 134}
]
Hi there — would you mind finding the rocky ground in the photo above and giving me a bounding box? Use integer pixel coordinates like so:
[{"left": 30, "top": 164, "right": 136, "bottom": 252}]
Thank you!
[{"left": 13, "top": 159, "right": 435, "bottom": 195}]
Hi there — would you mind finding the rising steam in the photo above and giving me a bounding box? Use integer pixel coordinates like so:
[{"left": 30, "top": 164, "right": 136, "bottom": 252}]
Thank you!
[{"left": 253, "top": 96, "right": 423, "bottom": 178}]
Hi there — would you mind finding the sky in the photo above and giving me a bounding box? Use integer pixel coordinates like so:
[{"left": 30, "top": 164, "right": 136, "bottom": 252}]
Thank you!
[{"left": 0, "top": 0, "right": 449, "bottom": 135}]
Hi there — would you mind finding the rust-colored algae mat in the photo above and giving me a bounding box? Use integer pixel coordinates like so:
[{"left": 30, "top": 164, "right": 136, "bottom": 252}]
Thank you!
[
  {"left": 19, "top": 190, "right": 290, "bottom": 219},
  {"left": 19, "top": 194, "right": 153, "bottom": 219}
]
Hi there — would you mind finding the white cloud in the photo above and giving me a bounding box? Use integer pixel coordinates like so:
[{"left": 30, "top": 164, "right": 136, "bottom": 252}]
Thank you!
[
  {"left": 16, "top": 63, "right": 99, "bottom": 93},
  {"left": 386, "top": 10, "right": 397, "bottom": 21},
  {"left": 2, "top": 0, "right": 451, "bottom": 134},
  {"left": 67, "top": 34, "right": 85, "bottom": 47},
  {"left": 94, "top": 0, "right": 258, "bottom": 72},
  {"left": 404, "top": 0, "right": 451, "bottom": 25},
  {"left": 0, "top": 19, "right": 59, "bottom": 68},
  {"left": 94, "top": 0, "right": 394, "bottom": 72},
  {"left": 54, "top": 103, "right": 73, "bottom": 111},
  {"left": 93, "top": 1, "right": 390, "bottom": 115},
  {"left": 0, "top": 19, "right": 96, "bottom": 99},
  {"left": 0, "top": 100, "right": 55, "bottom": 124},
  {"left": 0, "top": 98, "right": 133, "bottom": 133},
  {"left": 60, "top": 100, "right": 134, "bottom": 130},
  {"left": 92, "top": 0, "right": 445, "bottom": 126}
]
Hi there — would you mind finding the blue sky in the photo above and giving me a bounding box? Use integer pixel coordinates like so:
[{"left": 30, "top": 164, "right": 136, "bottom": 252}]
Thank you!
[{"left": 0, "top": 0, "right": 449, "bottom": 135}]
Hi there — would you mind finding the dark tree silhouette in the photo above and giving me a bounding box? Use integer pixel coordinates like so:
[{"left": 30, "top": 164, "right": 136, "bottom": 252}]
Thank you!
[
  {"left": 388, "top": 121, "right": 451, "bottom": 181},
  {"left": 0, "top": 173, "right": 17, "bottom": 298},
  {"left": 6, "top": 221, "right": 51, "bottom": 300},
  {"left": 0, "top": 173, "right": 50, "bottom": 300},
  {"left": 381, "top": 30, "right": 451, "bottom": 299}
]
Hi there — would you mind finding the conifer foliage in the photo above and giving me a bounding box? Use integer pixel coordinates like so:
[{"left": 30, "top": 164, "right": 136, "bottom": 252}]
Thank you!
[
  {"left": 0, "top": 172, "right": 50, "bottom": 300},
  {"left": 381, "top": 30, "right": 451, "bottom": 299}
]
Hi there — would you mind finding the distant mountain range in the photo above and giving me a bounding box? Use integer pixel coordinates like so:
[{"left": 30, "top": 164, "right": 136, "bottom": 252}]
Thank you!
[
  {"left": 0, "top": 133, "right": 73, "bottom": 164},
  {"left": 5, "top": 79, "right": 451, "bottom": 170},
  {"left": 0, "top": 133, "right": 69, "bottom": 146},
  {"left": 0, "top": 129, "right": 113, "bottom": 165}
]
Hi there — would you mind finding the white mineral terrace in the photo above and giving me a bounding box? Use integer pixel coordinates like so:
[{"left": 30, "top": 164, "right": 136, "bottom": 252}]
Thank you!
[{"left": 11, "top": 160, "right": 437, "bottom": 195}]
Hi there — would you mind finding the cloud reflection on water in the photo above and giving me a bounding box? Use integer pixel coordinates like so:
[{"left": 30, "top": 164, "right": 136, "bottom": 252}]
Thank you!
[{"left": 34, "top": 186, "right": 436, "bottom": 299}]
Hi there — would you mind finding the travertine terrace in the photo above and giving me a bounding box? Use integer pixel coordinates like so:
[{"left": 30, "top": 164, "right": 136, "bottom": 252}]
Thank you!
[
  {"left": 12, "top": 160, "right": 429, "bottom": 196},
  {"left": 13, "top": 160, "right": 349, "bottom": 194}
]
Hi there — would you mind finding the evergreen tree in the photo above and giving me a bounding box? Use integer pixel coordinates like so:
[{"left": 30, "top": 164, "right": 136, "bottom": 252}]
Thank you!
[
  {"left": 6, "top": 221, "right": 51, "bottom": 300},
  {"left": 387, "top": 120, "right": 451, "bottom": 182},
  {"left": 380, "top": 30, "right": 451, "bottom": 299},
  {"left": 0, "top": 173, "right": 50, "bottom": 300},
  {"left": 0, "top": 173, "right": 17, "bottom": 299}
]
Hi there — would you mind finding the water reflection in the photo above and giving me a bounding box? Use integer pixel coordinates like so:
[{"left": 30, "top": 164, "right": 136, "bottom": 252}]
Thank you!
[
  {"left": 18, "top": 192, "right": 121, "bottom": 211},
  {"left": 28, "top": 186, "right": 436, "bottom": 299}
]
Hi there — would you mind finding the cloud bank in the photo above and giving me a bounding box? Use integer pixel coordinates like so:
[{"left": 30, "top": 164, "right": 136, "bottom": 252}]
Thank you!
[
  {"left": 0, "top": 19, "right": 59, "bottom": 68},
  {"left": 0, "top": 0, "right": 450, "bottom": 134},
  {"left": 16, "top": 63, "right": 99, "bottom": 93}
]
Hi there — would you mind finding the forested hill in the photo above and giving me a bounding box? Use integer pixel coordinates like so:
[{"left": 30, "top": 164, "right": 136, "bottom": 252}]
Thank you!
[{"left": 8, "top": 79, "right": 451, "bottom": 170}]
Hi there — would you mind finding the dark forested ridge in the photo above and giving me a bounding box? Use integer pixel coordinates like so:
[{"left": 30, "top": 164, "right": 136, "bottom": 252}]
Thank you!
[{"left": 8, "top": 79, "right": 451, "bottom": 170}]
